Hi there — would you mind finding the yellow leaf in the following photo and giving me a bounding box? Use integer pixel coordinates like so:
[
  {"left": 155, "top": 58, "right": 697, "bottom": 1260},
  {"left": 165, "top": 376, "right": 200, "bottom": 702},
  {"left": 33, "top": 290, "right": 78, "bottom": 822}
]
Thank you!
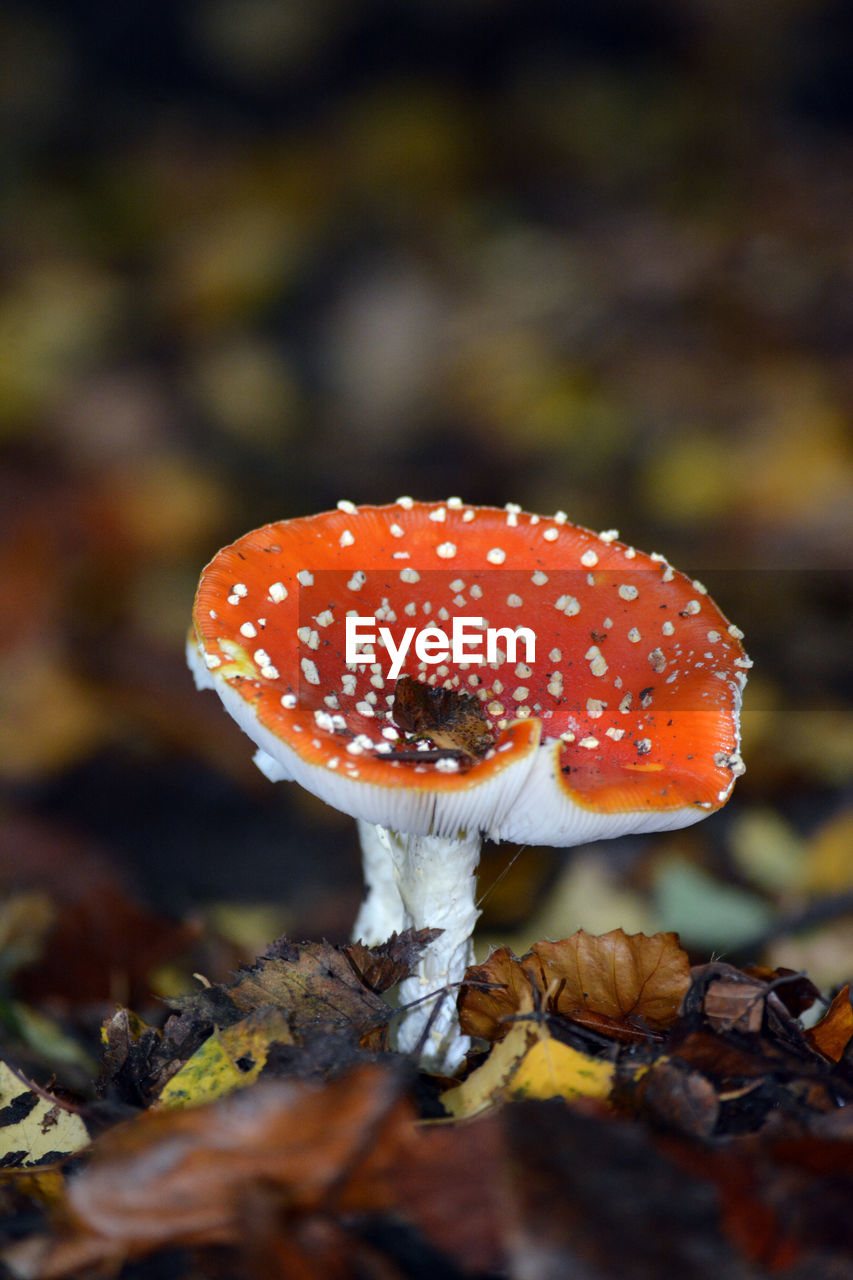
[
  {"left": 157, "top": 1008, "right": 293, "bottom": 1109},
  {"left": 443, "top": 992, "right": 615, "bottom": 1119},
  {"left": 0, "top": 1061, "right": 89, "bottom": 1168},
  {"left": 510, "top": 1036, "right": 615, "bottom": 1103}
]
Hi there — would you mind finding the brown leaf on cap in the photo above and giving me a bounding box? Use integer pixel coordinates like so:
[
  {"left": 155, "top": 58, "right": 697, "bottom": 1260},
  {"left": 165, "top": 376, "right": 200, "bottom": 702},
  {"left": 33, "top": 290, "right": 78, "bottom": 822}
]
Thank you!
[{"left": 806, "top": 985, "right": 853, "bottom": 1063}]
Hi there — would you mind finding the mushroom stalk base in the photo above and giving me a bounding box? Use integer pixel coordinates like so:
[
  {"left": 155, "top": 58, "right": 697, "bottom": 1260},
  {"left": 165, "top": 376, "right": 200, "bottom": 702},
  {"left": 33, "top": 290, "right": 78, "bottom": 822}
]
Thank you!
[{"left": 353, "top": 820, "right": 481, "bottom": 1074}]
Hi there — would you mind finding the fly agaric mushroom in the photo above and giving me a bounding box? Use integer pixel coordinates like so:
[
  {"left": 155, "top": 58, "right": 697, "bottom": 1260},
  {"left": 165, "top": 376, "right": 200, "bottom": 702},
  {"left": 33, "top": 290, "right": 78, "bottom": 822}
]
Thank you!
[{"left": 188, "top": 500, "right": 749, "bottom": 1071}]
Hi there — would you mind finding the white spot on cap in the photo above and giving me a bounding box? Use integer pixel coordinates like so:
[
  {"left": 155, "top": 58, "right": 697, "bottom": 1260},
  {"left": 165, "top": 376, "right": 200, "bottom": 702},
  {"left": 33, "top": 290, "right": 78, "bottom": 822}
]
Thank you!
[
  {"left": 579, "top": 736, "right": 599, "bottom": 749},
  {"left": 728, "top": 624, "right": 744, "bottom": 640},
  {"left": 339, "top": 530, "right": 355, "bottom": 548},
  {"left": 281, "top": 693, "right": 297, "bottom": 709},
  {"left": 355, "top": 701, "right": 374, "bottom": 717},
  {"left": 555, "top": 594, "right": 580, "bottom": 616},
  {"left": 618, "top": 583, "right": 639, "bottom": 601},
  {"left": 549, "top": 648, "right": 562, "bottom": 663},
  {"left": 707, "top": 630, "right": 721, "bottom": 643},
  {"left": 397, "top": 496, "right": 414, "bottom": 509},
  {"left": 462, "top": 509, "right": 475, "bottom": 522},
  {"left": 586, "top": 698, "right": 605, "bottom": 718},
  {"left": 470, "top": 583, "right": 483, "bottom": 599},
  {"left": 255, "top": 650, "right": 279, "bottom": 679},
  {"left": 507, "top": 593, "right": 523, "bottom": 608},
  {"left": 315, "top": 610, "right": 334, "bottom": 627},
  {"left": 436, "top": 542, "right": 457, "bottom": 558},
  {"left": 297, "top": 570, "right": 314, "bottom": 586},
  {"left": 605, "top": 727, "right": 625, "bottom": 740},
  {"left": 682, "top": 600, "right": 701, "bottom": 616},
  {"left": 542, "top": 528, "right": 558, "bottom": 542},
  {"left": 513, "top": 686, "right": 529, "bottom": 701},
  {"left": 341, "top": 673, "right": 357, "bottom": 695},
  {"left": 268, "top": 582, "right": 287, "bottom": 603},
  {"left": 240, "top": 621, "right": 257, "bottom": 638},
  {"left": 662, "top": 621, "right": 675, "bottom": 636},
  {"left": 347, "top": 571, "right": 367, "bottom": 591},
  {"left": 429, "top": 507, "right": 446, "bottom": 522},
  {"left": 337, "top": 500, "right": 357, "bottom": 513},
  {"left": 389, "top": 523, "right": 405, "bottom": 538},
  {"left": 447, "top": 496, "right": 463, "bottom": 508},
  {"left": 580, "top": 549, "right": 598, "bottom": 568},
  {"left": 627, "top": 627, "right": 641, "bottom": 643},
  {"left": 532, "top": 571, "right": 548, "bottom": 585},
  {"left": 486, "top": 547, "right": 506, "bottom": 565},
  {"left": 204, "top": 652, "right": 222, "bottom": 669},
  {"left": 599, "top": 529, "right": 619, "bottom": 542},
  {"left": 400, "top": 567, "right": 420, "bottom": 584},
  {"left": 585, "top": 646, "right": 608, "bottom": 677}
]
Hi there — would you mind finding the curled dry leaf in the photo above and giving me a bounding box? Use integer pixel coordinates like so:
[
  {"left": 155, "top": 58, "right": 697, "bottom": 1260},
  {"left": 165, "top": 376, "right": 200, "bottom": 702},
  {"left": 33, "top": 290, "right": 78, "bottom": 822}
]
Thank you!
[
  {"left": 459, "top": 929, "right": 691, "bottom": 1043},
  {"left": 806, "top": 985, "right": 853, "bottom": 1063}
]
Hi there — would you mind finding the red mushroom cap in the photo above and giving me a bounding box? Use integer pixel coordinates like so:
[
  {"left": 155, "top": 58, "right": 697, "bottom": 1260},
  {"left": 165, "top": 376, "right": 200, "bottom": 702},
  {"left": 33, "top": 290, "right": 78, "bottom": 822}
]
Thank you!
[{"left": 189, "top": 500, "right": 749, "bottom": 845}]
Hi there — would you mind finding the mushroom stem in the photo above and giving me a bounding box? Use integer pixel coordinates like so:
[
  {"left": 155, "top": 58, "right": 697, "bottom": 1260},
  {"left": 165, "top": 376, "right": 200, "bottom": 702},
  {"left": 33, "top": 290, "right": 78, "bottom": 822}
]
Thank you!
[{"left": 353, "top": 819, "right": 481, "bottom": 1073}]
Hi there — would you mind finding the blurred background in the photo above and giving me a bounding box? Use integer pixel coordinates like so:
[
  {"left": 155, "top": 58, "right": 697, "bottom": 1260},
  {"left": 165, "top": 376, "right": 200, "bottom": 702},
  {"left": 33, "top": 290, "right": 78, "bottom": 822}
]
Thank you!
[{"left": 1, "top": 0, "right": 851, "bottom": 1064}]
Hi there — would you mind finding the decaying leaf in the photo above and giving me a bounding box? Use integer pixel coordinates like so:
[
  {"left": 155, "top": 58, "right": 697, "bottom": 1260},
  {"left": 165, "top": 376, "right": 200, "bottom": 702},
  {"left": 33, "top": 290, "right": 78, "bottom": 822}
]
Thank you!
[
  {"left": 459, "top": 929, "right": 691, "bottom": 1043},
  {"left": 342, "top": 928, "right": 442, "bottom": 993},
  {"left": 101, "top": 931, "right": 438, "bottom": 1107},
  {"left": 806, "top": 985, "right": 853, "bottom": 1063},
  {"left": 0, "top": 1062, "right": 88, "bottom": 1169},
  {"left": 156, "top": 1007, "right": 294, "bottom": 1108}
]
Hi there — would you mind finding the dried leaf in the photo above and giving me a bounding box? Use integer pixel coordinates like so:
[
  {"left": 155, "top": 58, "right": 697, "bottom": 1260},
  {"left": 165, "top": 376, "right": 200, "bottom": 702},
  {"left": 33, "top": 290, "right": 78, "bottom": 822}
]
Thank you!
[
  {"left": 806, "top": 985, "right": 853, "bottom": 1063},
  {"left": 167, "top": 937, "right": 397, "bottom": 1049},
  {"left": 342, "top": 927, "right": 442, "bottom": 993},
  {"left": 525, "top": 929, "right": 691, "bottom": 1034},
  {"left": 703, "top": 977, "right": 766, "bottom": 1033},
  {"left": 457, "top": 945, "right": 538, "bottom": 1042}
]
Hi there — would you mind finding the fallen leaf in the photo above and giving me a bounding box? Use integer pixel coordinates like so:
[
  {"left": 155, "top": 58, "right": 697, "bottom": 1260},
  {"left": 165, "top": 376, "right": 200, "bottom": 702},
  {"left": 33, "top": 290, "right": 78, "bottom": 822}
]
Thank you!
[
  {"left": 0, "top": 1062, "right": 88, "bottom": 1169},
  {"left": 457, "top": 945, "right": 539, "bottom": 1042},
  {"left": 444, "top": 990, "right": 616, "bottom": 1119},
  {"left": 8, "top": 1065, "right": 415, "bottom": 1278},
  {"left": 806, "top": 985, "right": 853, "bottom": 1063},
  {"left": 703, "top": 976, "right": 767, "bottom": 1033},
  {"left": 156, "top": 1007, "right": 294, "bottom": 1108},
  {"left": 525, "top": 929, "right": 691, "bottom": 1034},
  {"left": 459, "top": 930, "right": 691, "bottom": 1046},
  {"left": 342, "top": 928, "right": 442, "bottom": 993}
]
